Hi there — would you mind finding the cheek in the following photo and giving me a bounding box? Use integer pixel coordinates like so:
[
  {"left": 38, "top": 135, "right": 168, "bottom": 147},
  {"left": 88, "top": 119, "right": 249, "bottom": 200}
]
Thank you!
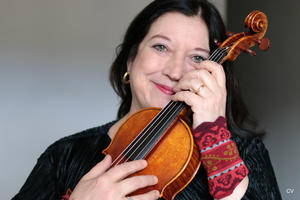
[{"left": 130, "top": 51, "right": 164, "bottom": 77}]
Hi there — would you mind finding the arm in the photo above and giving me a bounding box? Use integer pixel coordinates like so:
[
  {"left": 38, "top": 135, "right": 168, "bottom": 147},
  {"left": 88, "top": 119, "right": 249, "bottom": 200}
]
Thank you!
[
  {"left": 216, "top": 132, "right": 282, "bottom": 200},
  {"left": 217, "top": 176, "right": 249, "bottom": 200},
  {"left": 192, "top": 116, "right": 249, "bottom": 199}
]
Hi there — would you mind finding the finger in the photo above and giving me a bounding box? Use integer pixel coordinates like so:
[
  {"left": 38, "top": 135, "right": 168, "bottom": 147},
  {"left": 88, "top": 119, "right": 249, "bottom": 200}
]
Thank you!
[
  {"left": 106, "top": 159, "right": 148, "bottom": 181},
  {"left": 82, "top": 154, "right": 112, "bottom": 180},
  {"left": 195, "top": 60, "right": 226, "bottom": 87},
  {"left": 175, "top": 70, "right": 218, "bottom": 95},
  {"left": 173, "top": 76, "right": 202, "bottom": 93},
  {"left": 172, "top": 91, "right": 203, "bottom": 109},
  {"left": 119, "top": 175, "right": 158, "bottom": 196},
  {"left": 127, "top": 190, "right": 160, "bottom": 200},
  {"left": 172, "top": 91, "right": 223, "bottom": 128}
]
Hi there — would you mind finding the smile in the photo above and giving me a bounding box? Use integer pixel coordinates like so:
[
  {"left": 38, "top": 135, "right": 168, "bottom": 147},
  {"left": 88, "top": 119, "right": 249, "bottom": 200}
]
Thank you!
[{"left": 154, "top": 82, "right": 175, "bottom": 95}]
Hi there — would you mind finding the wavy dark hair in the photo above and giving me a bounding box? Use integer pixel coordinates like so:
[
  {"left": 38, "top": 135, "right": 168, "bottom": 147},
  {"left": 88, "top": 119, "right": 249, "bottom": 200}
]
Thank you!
[{"left": 109, "top": 0, "right": 263, "bottom": 138}]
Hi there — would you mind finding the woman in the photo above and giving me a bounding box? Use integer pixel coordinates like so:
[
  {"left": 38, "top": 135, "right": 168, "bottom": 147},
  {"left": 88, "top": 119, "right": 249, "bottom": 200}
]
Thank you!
[{"left": 13, "top": 0, "right": 281, "bottom": 199}]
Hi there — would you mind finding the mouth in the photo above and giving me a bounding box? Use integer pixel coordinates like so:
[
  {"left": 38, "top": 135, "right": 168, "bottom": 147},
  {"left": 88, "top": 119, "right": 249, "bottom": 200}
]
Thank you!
[{"left": 154, "top": 82, "right": 175, "bottom": 95}]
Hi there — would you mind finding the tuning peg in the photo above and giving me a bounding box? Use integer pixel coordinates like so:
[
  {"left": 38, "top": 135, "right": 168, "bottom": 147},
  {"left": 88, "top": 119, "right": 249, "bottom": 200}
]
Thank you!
[
  {"left": 258, "top": 37, "right": 270, "bottom": 51},
  {"left": 244, "top": 48, "right": 257, "bottom": 56}
]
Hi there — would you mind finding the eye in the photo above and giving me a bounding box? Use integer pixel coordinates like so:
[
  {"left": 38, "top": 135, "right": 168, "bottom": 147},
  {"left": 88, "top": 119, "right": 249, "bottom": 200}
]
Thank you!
[
  {"left": 153, "top": 44, "right": 167, "bottom": 52},
  {"left": 192, "top": 55, "right": 205, "bottom": 63}
]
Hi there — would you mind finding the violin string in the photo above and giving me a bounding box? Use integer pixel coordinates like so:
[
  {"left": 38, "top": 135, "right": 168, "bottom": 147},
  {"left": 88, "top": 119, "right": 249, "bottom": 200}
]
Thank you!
[
  {"left": 111, "top": 101, "right": 176, "bottom": 166},
  {"left": 209, "top": 47, "right": 228, "bottom": 62},
  {"left": 215, "top": 50, "right": 227, "bottom": 63},
  {"left": 112, "top": 101, "right": 180, "bottom": 166},
  {"left": 213, "top": 51, "right": 225, "bottom": 63},
  {"left": 210, "top": 48, "right": 226, "bottom": 62},
  {"left": 127, "top": 102, "right": 184, "bottom": 161},
  {"left": 209, "top": 47, "right": 224, "bottom": 61},
  {"left": 208, "top": 48, "right": 220, "bottom": 61},
  {"left": 129, "top": 102, "right": 184, "bottom": 161},
  {"left": 117, "top": 101, "right": 181, "bottom": 164},
  {"left": 126, "top": 101, "right": 183, "bottom": 162},
  {"left": 218, "top": 47, "right": 230, "bottom": 62},
  {"left": 218, "top": 48, "right": 229, "bottom": 62},
  {"left": 111, "top": 47, "right": 229, "bottom": 165},
  {"left": 120, "top": 101, "right": 182, "bottom": 163}
]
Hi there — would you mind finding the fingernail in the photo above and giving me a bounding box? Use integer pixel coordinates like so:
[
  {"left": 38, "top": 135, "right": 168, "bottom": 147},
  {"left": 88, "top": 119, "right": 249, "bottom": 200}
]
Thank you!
[
  {"left": 141, "top": 159, "right": 148, "bottom": 167},
  {"left": 105, "top": 154, "right": 112, "bottom": 162},
  {"left": 153, "top": 176, "right": 158, "bottom": 184},
  {"left": 154, "top": 190, "right": 160, "bottom": 197}
]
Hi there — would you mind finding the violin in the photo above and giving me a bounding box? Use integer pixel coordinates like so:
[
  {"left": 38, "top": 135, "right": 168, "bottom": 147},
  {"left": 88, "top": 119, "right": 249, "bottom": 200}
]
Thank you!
[{"left": 103, "top": 10, "right": 270, "bottom": 200}]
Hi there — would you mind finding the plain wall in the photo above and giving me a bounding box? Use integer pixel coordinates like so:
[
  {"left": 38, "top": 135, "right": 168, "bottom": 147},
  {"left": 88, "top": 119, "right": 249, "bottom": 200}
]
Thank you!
[
  {"left": 0, "top": 0, "right": 225, "bottom": 199},
  {"left": 228, "top": 1, "right": 300, "bottom": 199}
]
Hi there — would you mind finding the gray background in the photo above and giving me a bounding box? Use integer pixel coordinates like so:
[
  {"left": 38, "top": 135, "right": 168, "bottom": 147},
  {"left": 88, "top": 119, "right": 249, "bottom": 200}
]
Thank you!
[{"left": 0, "top": 0, "right": 298, "bottom": 199}]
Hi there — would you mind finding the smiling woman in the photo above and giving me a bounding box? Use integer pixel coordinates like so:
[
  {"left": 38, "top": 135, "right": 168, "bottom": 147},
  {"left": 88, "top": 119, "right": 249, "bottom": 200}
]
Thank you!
[
  {"left": 127, "top": 13, "right": 210, "bottom": 114},
  {"left": 12, "top": 0, "right": 281, "bottom": 200}
]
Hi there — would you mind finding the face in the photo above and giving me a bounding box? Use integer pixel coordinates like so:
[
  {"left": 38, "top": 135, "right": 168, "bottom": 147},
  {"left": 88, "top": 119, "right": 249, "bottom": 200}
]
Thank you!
[{"left": 127, "top": 12, "right": 210, "bottom": 114}]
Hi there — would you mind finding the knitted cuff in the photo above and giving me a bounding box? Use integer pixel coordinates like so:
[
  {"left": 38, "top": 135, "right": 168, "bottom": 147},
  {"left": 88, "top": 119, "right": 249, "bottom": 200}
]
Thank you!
[
  {"left": 192, "top": 116, "right": 248, "bottom": 199},
  {"left": 61, "top": 188, "right": 72, "bottom": 200}
]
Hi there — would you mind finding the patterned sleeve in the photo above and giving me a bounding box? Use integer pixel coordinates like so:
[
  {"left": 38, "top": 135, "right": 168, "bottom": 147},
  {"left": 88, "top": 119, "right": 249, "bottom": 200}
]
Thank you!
[{"left": 232, "top": 136, "right": 282, "bottom": 200}]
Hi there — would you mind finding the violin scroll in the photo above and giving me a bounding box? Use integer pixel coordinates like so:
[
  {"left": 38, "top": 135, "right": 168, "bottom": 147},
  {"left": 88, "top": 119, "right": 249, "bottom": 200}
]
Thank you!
[
  {"left": 244, "top": 10, "right": 270, "bottom": 51},
  {"left": 219, "top": 10, "right": 270, "bottom": 63},
  {"left": 244, "top": 10, "right": 267, "bottom": 35}
]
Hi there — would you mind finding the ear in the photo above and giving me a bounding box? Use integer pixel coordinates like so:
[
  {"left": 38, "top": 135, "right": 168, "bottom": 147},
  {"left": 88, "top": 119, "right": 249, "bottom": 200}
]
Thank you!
[{"left": 126, "top": 59, "right": 132, "bottom": 72}]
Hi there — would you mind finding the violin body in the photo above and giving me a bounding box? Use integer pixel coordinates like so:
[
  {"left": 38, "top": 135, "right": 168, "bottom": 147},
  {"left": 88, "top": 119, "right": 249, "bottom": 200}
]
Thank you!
[{"left": 103, "top": 107, "right": 201, "bottom": 200}]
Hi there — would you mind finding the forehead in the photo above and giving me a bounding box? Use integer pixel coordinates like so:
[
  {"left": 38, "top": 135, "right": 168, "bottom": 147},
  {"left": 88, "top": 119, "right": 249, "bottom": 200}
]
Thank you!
[{"left": 144, "top": 12, "right": 210, "bottom": 49}]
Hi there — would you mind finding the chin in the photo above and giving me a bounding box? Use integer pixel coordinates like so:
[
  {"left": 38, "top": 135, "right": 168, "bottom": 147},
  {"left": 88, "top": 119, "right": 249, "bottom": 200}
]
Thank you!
[{"left": 151, "top": 99, "right": 170, "bottom": 109}]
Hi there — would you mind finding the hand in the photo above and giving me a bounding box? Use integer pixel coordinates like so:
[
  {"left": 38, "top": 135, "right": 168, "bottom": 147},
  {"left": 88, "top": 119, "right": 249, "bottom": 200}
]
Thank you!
[
  {"left": 70, "top": 155, "right": 160, "bottom": 200},
  {"left": 171, "top": 60, "right": 227, "bottom": 129}
]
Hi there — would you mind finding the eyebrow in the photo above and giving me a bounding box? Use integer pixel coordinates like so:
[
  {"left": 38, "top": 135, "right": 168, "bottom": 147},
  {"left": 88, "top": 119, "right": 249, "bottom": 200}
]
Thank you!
[
  {"left": 149, "top": 34, "right": 210, "bottom": 54},
  {"left": 149, "top": 34, "right": 171, "bottom": 42}
]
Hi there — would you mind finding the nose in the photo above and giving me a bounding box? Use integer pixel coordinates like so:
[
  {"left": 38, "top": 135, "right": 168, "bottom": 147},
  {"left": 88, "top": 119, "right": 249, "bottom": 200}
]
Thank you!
[{"left": 162, "top": 55, "right": 185, "bottom": 81}]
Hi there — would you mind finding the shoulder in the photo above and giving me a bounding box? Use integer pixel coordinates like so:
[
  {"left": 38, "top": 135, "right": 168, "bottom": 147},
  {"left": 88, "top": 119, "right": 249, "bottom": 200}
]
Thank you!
[
  {"left": 13, "top": 121, "right": 117, "bottom": 198},
  {"left": 38, "top": 120, "right": 116, "bottom": 163},
  {"left": 57, "top": 120, "right": 115, "bottom": 144}
]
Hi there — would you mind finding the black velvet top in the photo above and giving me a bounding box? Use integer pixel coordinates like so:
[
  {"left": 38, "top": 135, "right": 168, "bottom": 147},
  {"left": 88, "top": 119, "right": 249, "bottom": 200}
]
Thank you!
[{"left": 13, "top": 121, "right": 282, "bottom": 200}]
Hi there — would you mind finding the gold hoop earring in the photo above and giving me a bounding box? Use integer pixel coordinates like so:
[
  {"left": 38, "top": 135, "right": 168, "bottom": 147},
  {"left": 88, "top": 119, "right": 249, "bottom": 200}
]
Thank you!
[{"left": 122, "top": 72, "right": 130, "bottom": 84}]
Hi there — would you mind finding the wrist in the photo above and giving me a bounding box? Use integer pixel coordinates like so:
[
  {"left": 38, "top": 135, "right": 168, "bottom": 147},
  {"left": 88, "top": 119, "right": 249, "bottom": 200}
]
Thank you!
[
  {"left": 192, "top": 116, "right": 230, "bottom": 150},
  {"left": 192, "top": 116, "right": 249, "bottom": 199}
]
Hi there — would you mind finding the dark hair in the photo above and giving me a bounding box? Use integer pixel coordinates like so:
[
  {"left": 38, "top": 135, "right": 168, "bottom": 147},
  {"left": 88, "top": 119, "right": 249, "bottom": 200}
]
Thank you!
[{"left": 109, "top": 0, "right": 263, "bottom": 138}]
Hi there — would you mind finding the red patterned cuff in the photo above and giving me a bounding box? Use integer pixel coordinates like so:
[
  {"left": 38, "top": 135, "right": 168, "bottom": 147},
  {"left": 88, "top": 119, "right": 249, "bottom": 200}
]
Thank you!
[
  {"left": 192, "top": 116, "right": 248, "bottom": 199},
  {"left": 61, "top": 188, "right": 72, "bottom": 200},
  {"left": 192, "top": 116, "right": 231, "bottom": 150},
  {"left": 208, "top": 164, "right": 248, "bottom": 199}
]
